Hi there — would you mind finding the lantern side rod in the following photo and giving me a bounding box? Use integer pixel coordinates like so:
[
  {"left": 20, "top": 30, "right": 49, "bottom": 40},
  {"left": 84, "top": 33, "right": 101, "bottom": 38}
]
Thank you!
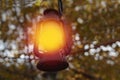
[{"left": 58, "top": 0, "right": 63, "bottom": 17}]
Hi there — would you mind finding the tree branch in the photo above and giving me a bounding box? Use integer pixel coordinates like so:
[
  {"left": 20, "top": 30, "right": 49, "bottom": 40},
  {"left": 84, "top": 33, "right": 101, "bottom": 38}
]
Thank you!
[
  {"left": 72, "top": 39, "right": 120, "bottom": 54},
  {"left": 71, "top": 68, "right": 102, "bottom": 80}
]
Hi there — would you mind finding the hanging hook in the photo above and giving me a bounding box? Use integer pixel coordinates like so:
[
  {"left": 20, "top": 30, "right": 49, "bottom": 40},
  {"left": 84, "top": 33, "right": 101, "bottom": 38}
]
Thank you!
[{"left": 58, "top": 0, "right": 63, "bottom": 17}]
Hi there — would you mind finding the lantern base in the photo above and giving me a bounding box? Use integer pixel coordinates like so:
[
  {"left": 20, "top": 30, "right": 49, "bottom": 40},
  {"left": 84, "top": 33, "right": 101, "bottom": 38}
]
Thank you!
[{"left": 37, "top": 60, "right": 68, "bottom": 72}]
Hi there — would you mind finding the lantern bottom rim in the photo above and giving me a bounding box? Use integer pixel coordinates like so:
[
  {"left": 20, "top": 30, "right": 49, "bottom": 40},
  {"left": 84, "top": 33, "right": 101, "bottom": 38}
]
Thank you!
[{"left": 37, "top": 60, "right": 68, "bottom": 72}]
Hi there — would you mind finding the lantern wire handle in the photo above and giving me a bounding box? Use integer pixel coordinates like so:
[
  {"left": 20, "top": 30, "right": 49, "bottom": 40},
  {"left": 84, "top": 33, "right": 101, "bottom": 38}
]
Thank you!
[{"left": 58, "top": 0, "right": 63, "bottom": 17}]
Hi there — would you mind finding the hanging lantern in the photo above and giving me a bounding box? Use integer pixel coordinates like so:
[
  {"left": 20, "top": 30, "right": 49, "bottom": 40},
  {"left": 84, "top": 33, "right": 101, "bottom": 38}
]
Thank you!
[{"left": 32, "top": 0, "right": 72, "bottom": 71}]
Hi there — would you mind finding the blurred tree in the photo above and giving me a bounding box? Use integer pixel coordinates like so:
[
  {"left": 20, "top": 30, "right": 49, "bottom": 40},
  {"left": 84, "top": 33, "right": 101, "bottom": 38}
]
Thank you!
[{"left": 0, "top": 0, "right": 120, "bottom": 80}]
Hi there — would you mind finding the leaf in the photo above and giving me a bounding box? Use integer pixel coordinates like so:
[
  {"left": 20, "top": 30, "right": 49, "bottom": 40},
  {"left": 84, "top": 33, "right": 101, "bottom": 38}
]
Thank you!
[{"left": 34, "top": 0, "right": 42, "bottom": 7}]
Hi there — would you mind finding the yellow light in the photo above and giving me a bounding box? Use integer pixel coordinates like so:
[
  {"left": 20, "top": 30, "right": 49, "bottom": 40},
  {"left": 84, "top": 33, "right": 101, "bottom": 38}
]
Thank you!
[{"left": 35, "top": 19, "right": 65, "bottom": 53}]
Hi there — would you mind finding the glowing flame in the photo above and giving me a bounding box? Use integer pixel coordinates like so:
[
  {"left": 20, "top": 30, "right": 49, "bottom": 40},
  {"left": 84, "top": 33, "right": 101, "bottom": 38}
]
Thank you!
[{"left": 35, "top": 19, "right": 65, "bottom": 53}]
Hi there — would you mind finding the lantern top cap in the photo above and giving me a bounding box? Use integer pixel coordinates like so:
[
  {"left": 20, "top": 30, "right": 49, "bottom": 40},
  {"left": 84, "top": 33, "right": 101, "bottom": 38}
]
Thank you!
[{"left": 44, "top": 9, "right": 60, "bottom": 17}]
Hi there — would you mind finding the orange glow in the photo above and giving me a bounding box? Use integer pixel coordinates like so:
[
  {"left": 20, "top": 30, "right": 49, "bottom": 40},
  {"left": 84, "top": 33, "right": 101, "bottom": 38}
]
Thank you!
[{"left": 35, "top": 19, "right": 65, "bottom": 53}]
